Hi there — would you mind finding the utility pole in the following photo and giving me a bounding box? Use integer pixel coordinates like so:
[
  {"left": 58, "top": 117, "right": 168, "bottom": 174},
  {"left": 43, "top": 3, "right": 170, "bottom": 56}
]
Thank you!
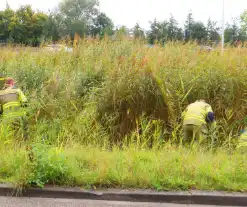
[{"left": 222, "top": 0, "right": 225, "bottom": 54}]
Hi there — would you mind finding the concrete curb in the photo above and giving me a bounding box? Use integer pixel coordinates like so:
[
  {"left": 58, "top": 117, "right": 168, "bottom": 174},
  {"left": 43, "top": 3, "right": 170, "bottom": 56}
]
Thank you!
[{"left": 0, "top": 184, "right": 246, "bottom": 206}]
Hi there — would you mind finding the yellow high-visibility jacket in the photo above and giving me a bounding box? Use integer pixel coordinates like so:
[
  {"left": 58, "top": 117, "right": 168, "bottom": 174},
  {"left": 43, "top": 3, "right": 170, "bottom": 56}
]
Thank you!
[
  {"left": 183, "top": 101, "right": 214, "bottom": 126},
  {"left": 0, "top": 77, "right": 5, "bottom": 90},
  {"left": 0, "top": 87, "right": 27, "bottom": 118}
]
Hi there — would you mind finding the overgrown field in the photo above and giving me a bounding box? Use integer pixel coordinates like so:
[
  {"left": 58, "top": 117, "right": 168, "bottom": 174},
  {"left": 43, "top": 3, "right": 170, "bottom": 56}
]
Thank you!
[{"left": 1, "top": 40, "right": 247, "bottom": 190}]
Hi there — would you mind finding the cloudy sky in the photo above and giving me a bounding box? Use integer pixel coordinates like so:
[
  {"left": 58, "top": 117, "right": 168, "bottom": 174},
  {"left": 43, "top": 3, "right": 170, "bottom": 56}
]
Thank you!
[{"left": 0, "top": 0, "right": 246, "bottom": 29}]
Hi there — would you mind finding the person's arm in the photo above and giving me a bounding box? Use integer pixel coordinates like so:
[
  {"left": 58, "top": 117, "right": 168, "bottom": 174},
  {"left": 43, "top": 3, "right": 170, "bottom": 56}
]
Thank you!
[
  {"left": 205, "top": 104, "right": 216, "bottom": 127},
  {"left": 17, "top": 89, "right": 28, "bottom": 107},
  {"left": 205, "top": 104, "right": 213, "bottom": 114},
  {"left": 182, "top": 106, "right": 188, "bottom": 120}
]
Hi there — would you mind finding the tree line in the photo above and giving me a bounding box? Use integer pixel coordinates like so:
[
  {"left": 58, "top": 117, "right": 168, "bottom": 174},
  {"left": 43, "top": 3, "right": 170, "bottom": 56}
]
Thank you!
[
  {"left": 1, "top": 0, "right": 247, "bottom": 46},
  {"left": 146, "top": 12, "right": 247, "bottom": 46}
]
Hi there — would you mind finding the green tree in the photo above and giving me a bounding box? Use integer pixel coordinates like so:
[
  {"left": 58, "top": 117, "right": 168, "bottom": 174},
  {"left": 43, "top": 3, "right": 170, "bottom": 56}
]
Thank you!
[
  {"left": 241, "top": 10, "right": 247, "bottom": 31},
  {"left": 147, "top": 19, "right": 168, "bottom": 44},
  {"left": 206, "top": 19, "right": 220, "bottom": 44},
  {"left": 44, "top": 13, "right": 60, "bottom": 42},
  {"left": 90, "top": 12, "right": 114, "bottom": 37},
  {"left": 238, "top": 27, "right": 247, "bottom": 43},
  {"left": 240, "top": 11, "right": 247, "bottom": 43},
  {"left": 224, "top": 24, "right": 237, "bottom": 45},
  {"left": 190, "top": 21, "right": 207, "bottom": 43},
  {"left": 184, "top": 12, "right": 207, "bottom": 43},
  {"left": 224, "top": 19, "right": 245, "bottom": 46},
  {"left": 147, "top": 17, "right": 183, "bottom": 44},
  {"left": 114, "top": 25, "right": 129, "bottom": 39},
  {"left": 59, "top": 0, "right": 98, "bottom": 22},
  {"left": 12, "top": 5, "right": 48, "bottom": 46},
  {"left": 57, "top": 0, "right": 99, "bottom": 38},
  {"left": 0, "top": 3, "right": 16, "bottom": 42},
  {"left": 0, "top": 5, "right": 48, "bottom": 46},
  {"left": 147, "top": 19, "right": 159, "bottom": 44},
  {"left": 167, "top": 15, "right": 183, "bottom": 41},
  {"left": 133, "top": 23, "right": 145, "bottom": 39},
  {"left": 184, "top": 12, "right": 194, "bottom": 41}
]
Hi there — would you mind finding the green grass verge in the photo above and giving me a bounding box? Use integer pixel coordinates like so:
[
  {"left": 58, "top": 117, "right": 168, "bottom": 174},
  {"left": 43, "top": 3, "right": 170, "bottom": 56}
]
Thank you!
[{"left": 1, "top": 143, "right": 247, "bottom": 192}]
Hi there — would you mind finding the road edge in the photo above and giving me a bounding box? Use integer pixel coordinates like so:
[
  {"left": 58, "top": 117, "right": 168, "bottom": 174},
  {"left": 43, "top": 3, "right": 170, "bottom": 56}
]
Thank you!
[{"left": 0, "top": 184, "right": 246, "bottom": 206}]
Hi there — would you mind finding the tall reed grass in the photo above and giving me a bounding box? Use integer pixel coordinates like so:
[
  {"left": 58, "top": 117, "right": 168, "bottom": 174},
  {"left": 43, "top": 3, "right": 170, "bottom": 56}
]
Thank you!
[
  {"left": 1, "top": 41, "right": 246, "bottom": 147},
  {"left": 0, "top": 40, "right": 247, "bottom": 189}
]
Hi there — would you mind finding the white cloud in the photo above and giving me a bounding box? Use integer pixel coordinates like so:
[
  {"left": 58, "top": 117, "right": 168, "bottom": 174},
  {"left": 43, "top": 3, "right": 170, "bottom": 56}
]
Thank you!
[
  {"left": 1, "top": 0, "right": 59, "bottom": 11},
  {"left": 1, "top": 0, "right": 246, "bottom": 29},
  {"left": 100, "top": 0, "right": 247, "bottom": 29}
]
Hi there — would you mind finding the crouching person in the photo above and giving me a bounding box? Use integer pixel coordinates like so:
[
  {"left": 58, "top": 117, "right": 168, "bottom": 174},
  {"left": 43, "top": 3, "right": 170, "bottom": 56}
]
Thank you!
[
  {"left": 182, "top": 99, "right": 216, "bottom": 145},
  {"left": 0, "top": 78, "right": 28, "bottom": 140}
]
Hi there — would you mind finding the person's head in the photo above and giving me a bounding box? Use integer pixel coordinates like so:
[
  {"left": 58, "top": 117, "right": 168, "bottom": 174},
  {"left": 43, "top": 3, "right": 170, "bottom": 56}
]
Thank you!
[
  {"left": 4, "top": 77, "right": 15, "bottom": 88},
  {"left": 196, "top": 99, "right": 206, "bottom": 103}
]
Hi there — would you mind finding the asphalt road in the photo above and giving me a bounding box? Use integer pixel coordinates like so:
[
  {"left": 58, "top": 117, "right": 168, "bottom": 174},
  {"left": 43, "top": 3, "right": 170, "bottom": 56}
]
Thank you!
[{"left": 0, "top": 196, "right": 241, "bottom": 207}]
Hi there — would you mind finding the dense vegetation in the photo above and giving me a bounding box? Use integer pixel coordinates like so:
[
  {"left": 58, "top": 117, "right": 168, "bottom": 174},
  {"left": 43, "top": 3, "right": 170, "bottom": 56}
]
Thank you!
[
  {"left": 1, "top": 41, "right": 247, "bottom": 190},
  {"left": 2, "top": 40, "right": 247, "bottom": 147},
  {"left": 1, "top": 0, "right": 247, "bottom": 46}
]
